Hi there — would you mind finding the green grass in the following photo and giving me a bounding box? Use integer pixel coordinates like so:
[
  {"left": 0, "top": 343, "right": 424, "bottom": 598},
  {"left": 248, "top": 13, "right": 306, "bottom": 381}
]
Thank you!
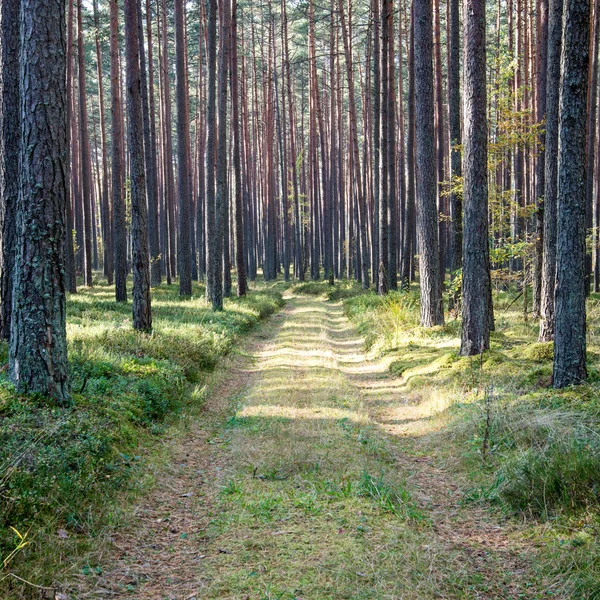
[
  {"left": 340, "top": 284, "right": 600, "bottom": 598},
  {"left": 0, "top": 277, "right": 283, "bottom": 586},
  {"left": 291, "top": 279, "right": 365, "bottom": 302}
]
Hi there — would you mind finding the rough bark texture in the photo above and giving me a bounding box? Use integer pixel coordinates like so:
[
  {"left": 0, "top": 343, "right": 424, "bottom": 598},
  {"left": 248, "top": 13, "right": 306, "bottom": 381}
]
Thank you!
[
  {"left": 553, "top": 0, "right": 590, "bottom": 387},
  {"left": 460, "top": 0, "right": 492, "bottom": 356},
  {"left": 585, "top": 0, "right": 600, "bottom": 296},
  {"left": 386, "top": 0, "right": 397, "bottom": 291},
  {"left": 0, "top": 0, "right": 19, "bottom": 341},
  {"left": 532, "top": 0, "right": 548, "bottom": 317},
  {"left": 65, "top": 0, "right": 77, "bottom": 295},
  {"left": 414, "top": 0, "right": 444, "bottom": 326},
  {"left": 139, "top": 0, "right": 160, "bottom": 288},
  {"left": 214, "top": 0, "right": 229, "bottom": 308},
  {"left": 77, "top": 0, "right": 94, "bottom": 287},
  {"left": 110, "top": 0, "right": 127, "bottom": 302},
  {"left": 175, "top": 0, "right": 192, "bottom": 297},
  {"left": 231, "top": 0, "right": 247, "bottom": 297},
  {"left": 401, "top": 2, "right": 416, "bottom": 290},
  {"left": 448, "top": 0, "right": 462, "bottom": 295},
  {"left": 338, "top": 0, "right": 369, "bottom": 289},
  {"left": 124, "top": 0, "right": 152, "bottom": 331},
  {"left": 93, "top": 0, "right": 113, "bottom": 286},
  {"left": 205, "top": 0, "right": 220, "bottom": 309},
  {"left": 10, "top": 0, "right": 69, "bottom": 401},
  {"left": 539, "top": 0, "right": 562, "bottom": 342}
]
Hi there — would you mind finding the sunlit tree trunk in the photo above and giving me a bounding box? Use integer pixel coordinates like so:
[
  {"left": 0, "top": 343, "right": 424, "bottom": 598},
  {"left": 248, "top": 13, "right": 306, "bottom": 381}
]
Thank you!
[{"left": 553, "top": 0, "right": 590, "bottom": 387}]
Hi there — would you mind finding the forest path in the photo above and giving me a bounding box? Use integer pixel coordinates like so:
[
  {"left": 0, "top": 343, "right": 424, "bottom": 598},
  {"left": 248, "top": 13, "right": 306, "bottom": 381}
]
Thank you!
[{"left": 75, "top": 294, "right": 545, "bottom": 600}]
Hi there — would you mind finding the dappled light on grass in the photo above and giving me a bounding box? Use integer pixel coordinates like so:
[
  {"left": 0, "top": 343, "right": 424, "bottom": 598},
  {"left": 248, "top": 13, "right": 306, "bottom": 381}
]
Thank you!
[
  {"left": 238, "top": 404, "right": 367, "bottom": 423},
  {"left": 0, "top": 278, "right": 284, "bottom": 596}
]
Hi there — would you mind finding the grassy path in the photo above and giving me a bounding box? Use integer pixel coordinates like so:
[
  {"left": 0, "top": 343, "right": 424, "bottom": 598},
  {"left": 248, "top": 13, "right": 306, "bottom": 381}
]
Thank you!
[{"left": 74, "top": 294, "right": 547, "bottom": 599}]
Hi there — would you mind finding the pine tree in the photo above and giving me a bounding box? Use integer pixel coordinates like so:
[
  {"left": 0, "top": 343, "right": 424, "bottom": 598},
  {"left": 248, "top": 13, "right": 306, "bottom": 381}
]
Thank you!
[{"left": 10, "top": 0, "right": 69, "bottom": 400}]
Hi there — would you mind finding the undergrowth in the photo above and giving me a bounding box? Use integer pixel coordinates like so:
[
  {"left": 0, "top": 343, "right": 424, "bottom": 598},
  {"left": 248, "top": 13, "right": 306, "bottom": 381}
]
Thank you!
[
  {"left": 0, "top": 278, "right": 283, "bottom": 589},
  {"left": 341, "top": 284, "right": 600, "bottom": 598}
]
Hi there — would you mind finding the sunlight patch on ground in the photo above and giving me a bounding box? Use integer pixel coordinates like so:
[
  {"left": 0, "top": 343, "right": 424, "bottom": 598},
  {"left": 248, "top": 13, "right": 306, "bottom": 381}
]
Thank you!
[{"left": 237, "top": 404, "right": 367, "bottom": 423}]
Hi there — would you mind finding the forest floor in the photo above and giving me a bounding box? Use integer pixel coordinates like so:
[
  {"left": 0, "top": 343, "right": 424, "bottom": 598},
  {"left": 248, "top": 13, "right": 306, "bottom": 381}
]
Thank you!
[{"left": 68, "top": 292, "right": 554, "bottom": 600}]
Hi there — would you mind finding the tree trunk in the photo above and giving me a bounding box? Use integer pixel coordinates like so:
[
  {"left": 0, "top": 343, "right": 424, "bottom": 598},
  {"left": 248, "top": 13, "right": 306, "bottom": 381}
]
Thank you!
[
  {"left": 532, "top": 0, "right": 548, "bottom": 316},
  {"left": 379, "top": 0, "right": 389, "bottom": 295},
  {"left": 553, "top": 0, "right": 590, "bottom": 387},
  {"left": 139, "top": 0, "right": 161, "bottom": 288},
  {"left": 539, "top": 0, "right": 563, "bottom": 342},
  {"left": 231, "top": 0, "right": 247, "bottom": 297},
  {"left": 124, "top": 0, "right": 152, "bottom": 331},
  {"left": 448, "top": 0, "right": 462, "bottom": 307},
  {"left": 414, "top": 0, "right": 444, "bottom": 326},
  {"left": 205, "top": 0, "right": 220, "bottom": 309},
  {"left": 111, "top": 0, "right": 128, "bottom": 302},
  {"left": 77, "top": 0, "right": 94, "bottom": 287},
  {"left": 460, "top": 0, "right": 492, "bottom": 356},
  {"left": 175, "top": 0, "right": 192, "bottom": 296},
  {"left": 401, "top": 1, "right": 416, "bottom": 290},
  {"left": 93, "top": 0, "right": 114, "bottom": 286},
  {"left": 0, "top": 0, "right": 20, "bottom": 340},
  {"left": 10, "top": 0, "right": 69, "bottom": 401},
  {"left": 338, "top": 0, "right": 369, "bottom": 289}
]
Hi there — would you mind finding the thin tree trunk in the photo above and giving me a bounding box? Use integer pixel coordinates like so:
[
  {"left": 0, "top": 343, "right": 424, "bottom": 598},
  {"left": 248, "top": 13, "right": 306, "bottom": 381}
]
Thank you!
[
  {"left": 93, "top": 0, "right": 113, "bottom": 285},
  {"left": 0, "top": 0, "right": 20, "bottom": 339},
  {"left": 448, "top": 0, "right": 462, "bottom": 308},
  {"left": 539, "top": 0, "right": 563, "bottom": 342},
  {"left": 77, "top": 0, "right": 94, "bottom": 287},
  {"left": 175, "top": 0, "right": 192, "bottom": 296},
  {"left": 205, "top": 0, "right": 220, "bottom": 309},
  {"left": 231, "top": 0, "right": 247, "bottom": 296},
  {"left": 111, "top": 0, "right": 128, "bottom": 302},
  {"left": 532, "top": 0, "right": 548, "bottom": 316}
]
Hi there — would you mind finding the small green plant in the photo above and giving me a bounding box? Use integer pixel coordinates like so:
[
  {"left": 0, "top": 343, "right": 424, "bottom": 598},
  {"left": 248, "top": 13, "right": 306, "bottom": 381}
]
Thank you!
[{"left": 358, "top": 471, "right": 421, "bottom": 519}]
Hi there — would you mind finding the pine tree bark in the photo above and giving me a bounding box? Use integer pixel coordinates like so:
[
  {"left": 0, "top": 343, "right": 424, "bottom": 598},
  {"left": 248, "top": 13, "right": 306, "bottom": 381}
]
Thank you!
[
  {"left": 448, "top": 0, "right": 462, "bottom": 305},
  {"left": 125, "top": 0, "right": 152, "bottom": 331},
  {"left": 10, "top": 0, "right": 69, "bottom": 401},
  {"left": 401, "top": 1, "right": 416, "bottom": 289},
  {"left": 161, "top": 0, "right": 176, "bottom": 280},
  {"left": 532, "top": 0, "right": 548, "bottom": 316},
  {"left": 0, "top": 0, "right": 19, "bottom": 340},
  {"left": 77, "top": 0, "right": 94, "bottom": 287},
  {"left": 553, "top": 0, "right": 590, "bottom": 387},
  {"left": 65, "top": 0, "right": 77, "bottom": 295},
  {"left": 338, "top": 0, "right": 369, "bottom": 289},
  {"left": 379, "top": 0, "right": 389, "bottom": 295},
  {"left": 585, "top": 0, "right": 600, "bottom": 296},
  {"left": 111, "top": 0, "right": 128, "bottom": 302},
  {"left": 539, "top": 0, "right": 563, "bottom": 342},
  {"left": 205, "top": 0, "right": 220, "bottom": 308},
  {"left": 460, "top": 0, "right": 492, "bottom": 356},
  {"left": 139, "top": 0, "right": 161, "bottom": 288},
  {"left": 414, "top": 0, "right": 444, "bottom": 326},
  {"left": 175, "top": 0, "right": 192, "bottom": 296},
  {"left": 372, "top": 0, "right": 381, "bottom": 291},
  {"left": 231, "top": 0, "right": 247, "bottom": 296},
  {"left": 93, "top": 0, "right": 114, "bottom": 286}
]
